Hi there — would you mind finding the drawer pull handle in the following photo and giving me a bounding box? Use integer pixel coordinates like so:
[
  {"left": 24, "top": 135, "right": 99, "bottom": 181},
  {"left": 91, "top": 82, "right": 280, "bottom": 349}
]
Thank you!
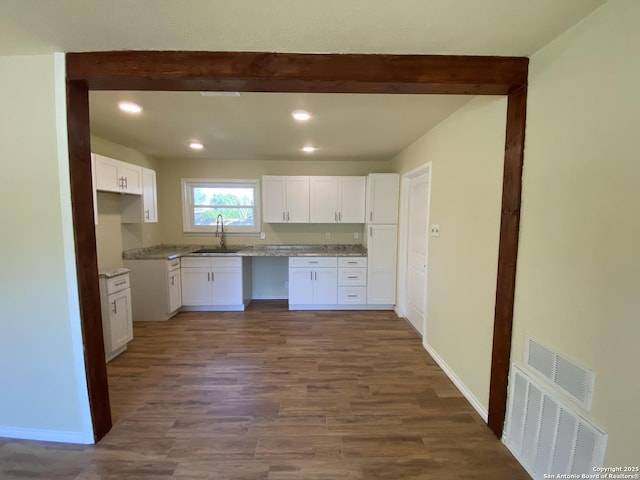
[
  {"left": 111, "top": 300, "right": 117, "bottom": 314},
  {"left": 309, "top": 261, "right": 318, "bottom": 264},
  {"left": 347, "top": 276, "right": 358, "bottom": 279},
  {"left": 347, "top": 295, "right": 357, "bottom": 298},
  {"left": 114, "top": 280, "right": 126, "bottom": 286}
]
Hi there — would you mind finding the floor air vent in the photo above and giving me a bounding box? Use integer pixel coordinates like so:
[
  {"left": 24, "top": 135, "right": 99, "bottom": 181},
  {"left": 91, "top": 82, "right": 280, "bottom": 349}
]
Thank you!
[
  {"left": 525, "top": 337, "right": 595, "bottom": 410},
  {"left": 505, "top": 365, "right": 607, "bottom": 479}
]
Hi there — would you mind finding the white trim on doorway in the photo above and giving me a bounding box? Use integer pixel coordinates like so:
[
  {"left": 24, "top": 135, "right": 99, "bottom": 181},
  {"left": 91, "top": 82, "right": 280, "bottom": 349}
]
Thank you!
[{"left": 396, "top": 163, "right": 432, "bottom": 338}]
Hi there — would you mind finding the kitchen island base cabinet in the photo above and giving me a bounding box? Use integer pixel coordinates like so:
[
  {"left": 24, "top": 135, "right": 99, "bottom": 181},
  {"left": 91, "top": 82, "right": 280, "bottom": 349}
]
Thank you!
[
  {"left": 98, "top": 271, "right": 133, "bottom": 362},
  {"left": 124, "top": 259, "right": 182, "bottom": 321},
  {"left": 181, "top": 257, "right": 251, "bottom": 311}
]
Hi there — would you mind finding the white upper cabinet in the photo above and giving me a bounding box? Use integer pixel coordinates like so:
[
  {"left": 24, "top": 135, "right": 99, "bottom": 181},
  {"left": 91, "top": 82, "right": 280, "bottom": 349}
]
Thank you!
[
  {"left": 309, "top": 176, "right": 366, "bottom": 223},
  {"left": 366, "top": 173, "right": 400, "bottom": 224},
  {"left": 120, "top": 167, "right": 158, "bottom": 223},
  {"left": 262, "top": 176, "right": 310, "bottom": 223},
  {"left": 94, "top": 153, "right": 142, "bottom": 195},
  {"left": 141, "top": 168, "right": 158, "bottom": 222}
]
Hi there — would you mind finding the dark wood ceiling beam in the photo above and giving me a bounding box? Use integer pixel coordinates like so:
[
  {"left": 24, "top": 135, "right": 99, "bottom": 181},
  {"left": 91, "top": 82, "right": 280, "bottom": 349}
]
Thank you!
[{"left": 66, "top": 51, "right": 528, "bottom": 95}]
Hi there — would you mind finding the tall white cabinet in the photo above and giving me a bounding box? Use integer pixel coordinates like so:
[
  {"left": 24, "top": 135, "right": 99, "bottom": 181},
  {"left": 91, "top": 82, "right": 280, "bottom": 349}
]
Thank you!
[{"left": 365, "top": 173, "right": 400, "bottom": 308}]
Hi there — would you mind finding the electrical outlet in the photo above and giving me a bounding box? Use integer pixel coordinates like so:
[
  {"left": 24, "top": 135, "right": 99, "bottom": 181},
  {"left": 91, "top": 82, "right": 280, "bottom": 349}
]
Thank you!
[
  {"left": 353, "top": 232, "right": 360, "bottom": 240},
  {"left": 325, "top": 232, "right": 331, "bottom": 240},
  {"left": 430, "top": 224, "right": 440, "bottom": 237},
  {"left": 260, "top": 231, "right": 266, "bottom": 240},
  {"left": 284, "top": 281, "right": 289, "bottom": 289}
]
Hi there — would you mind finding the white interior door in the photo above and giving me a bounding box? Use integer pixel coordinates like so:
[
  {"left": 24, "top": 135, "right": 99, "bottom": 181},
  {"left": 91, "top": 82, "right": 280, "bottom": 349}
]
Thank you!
[{"left": 406, "top": 172, "right": 430, "bottom": 336}]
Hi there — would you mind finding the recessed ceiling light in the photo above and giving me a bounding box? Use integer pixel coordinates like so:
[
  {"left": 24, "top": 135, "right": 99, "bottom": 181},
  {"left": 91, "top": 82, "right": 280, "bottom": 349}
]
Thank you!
[
  {"left": 301, "top": 145, "right": 317, "bottom": 153},
  {"left": 118, "top": 101, "right": 142, "bottom": 114},
  {"left": 189, "top": 141, "right": 204, "bottom": 150},
  {"left": 292, "top": 110, "right": 311, "bottom": 121}
]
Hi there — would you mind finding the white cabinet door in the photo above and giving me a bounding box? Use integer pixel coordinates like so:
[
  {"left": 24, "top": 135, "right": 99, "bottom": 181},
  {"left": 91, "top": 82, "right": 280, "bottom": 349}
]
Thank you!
[
  {"left": 289, "top": 268, "right": 315, "bottom": 304},
  {"left": 367, "top": 224, "right": 398, "bottom": 305},
  {"left": 167, "top": 270, "right": 182, "bottom": 313},
  {"left": 366, "top": 173, "right": 400, "bottom": 224},
  {"left": 95, "top": 154, "right": 121, "bottom": 192},
  {"left": 119, "top": 163, "right": 142, "bottom": 194},
  {"left": 211, "top": 268, "right": 243, "bottom": 305},
  {"left": 339, "top": 176, "right": 366, "bottom": 223},
  {"left": 314, "top": 268, "right": 338, "bottom": 304},
  {"left": 142, "top": 168, "right": 158, "bottom": 222},
  {"left": 263, "top": 176, "right": 311, "bottom": 223},
  {"left": 286, "top": 176, "right": 310, "bottom": 223},
  {"left": 181, "top": 268, "right": 212, "bottom": 306},
  {"left": 262, "top": 176, "right": 287, "bottom": 223},
  {"left": 310, "top": 177, "right": 339, "bottom": 223},
  {"left": 108, "top": 288, "right": 133, "bottom": 351}
]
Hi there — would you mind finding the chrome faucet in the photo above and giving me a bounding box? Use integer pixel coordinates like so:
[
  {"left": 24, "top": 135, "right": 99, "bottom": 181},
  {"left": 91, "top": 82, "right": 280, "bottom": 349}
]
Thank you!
[{"left": 215, "top": 213, "right": 226, "bottom": 250}]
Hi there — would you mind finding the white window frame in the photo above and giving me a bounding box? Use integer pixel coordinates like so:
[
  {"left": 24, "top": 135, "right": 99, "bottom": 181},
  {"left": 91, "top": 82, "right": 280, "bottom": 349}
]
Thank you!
[{"left": 181, "top": 178, "right": 261, "bottom": 234}]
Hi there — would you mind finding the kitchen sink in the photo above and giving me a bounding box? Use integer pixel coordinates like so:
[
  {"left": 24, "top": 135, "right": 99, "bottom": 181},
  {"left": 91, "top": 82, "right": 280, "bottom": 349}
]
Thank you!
[{"left": 191, "top": 248, "right": 241, "bottom": 254}]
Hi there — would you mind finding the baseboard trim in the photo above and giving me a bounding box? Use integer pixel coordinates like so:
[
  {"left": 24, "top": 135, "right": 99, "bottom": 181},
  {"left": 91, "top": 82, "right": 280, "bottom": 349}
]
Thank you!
[
  {"left": 423, "top": 343, "right": 489, "bottom": 422},
  {"left": 0, "top": 425, "right": 93, "bottom": 444}
]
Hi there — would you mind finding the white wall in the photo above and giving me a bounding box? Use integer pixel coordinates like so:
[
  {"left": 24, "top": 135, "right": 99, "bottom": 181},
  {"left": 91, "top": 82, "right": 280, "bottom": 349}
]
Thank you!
[
  {"left": 0, "top": 54, "right": 92, "bottom": 442},
  {"left": 157, "top": 157, "right": 390, "bottom": 246},
  {"left": 512, "top": 0, "right": 640, "bottom": 466},
  {"left": 392, "top": 96, "right": 507, "bottom": 417}
]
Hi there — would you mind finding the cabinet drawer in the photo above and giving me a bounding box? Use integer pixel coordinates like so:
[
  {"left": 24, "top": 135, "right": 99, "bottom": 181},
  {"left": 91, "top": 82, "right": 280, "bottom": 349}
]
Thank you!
[
  {"left": 338, "top": 257, "right": 367, "bottom": 268},
  {"left": 338, "top": 268, "right": 367, "bottom": 286},
  {"left": 213, "top": 257, "right": 242, "bottom": 268},
  {"left": 106, "top": 274, "right": 130, "bottom": 294},
  {"left": 181, "top": 257, "right": 211, "bottom": 268},
  {"left": 167, "top": 259, "right": 181, "bottom": 272},
  {"left": 289, "top": 257, "right": 337, "bottom": 268},
  {"left": 338, "top": 287, "right": 367, "bottom": 304},
  {"left": 181, "top": 256, "right": 242, "bottom": 268}
]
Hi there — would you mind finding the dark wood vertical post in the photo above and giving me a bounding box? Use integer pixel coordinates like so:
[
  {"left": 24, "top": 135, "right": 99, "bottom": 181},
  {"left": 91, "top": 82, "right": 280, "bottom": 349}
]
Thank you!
[
  {"left": 488, "top": 85, "right": 528, "bottom": 437},
  {"left": 66, "top": 79, "right": 112, "bottom": 440}
]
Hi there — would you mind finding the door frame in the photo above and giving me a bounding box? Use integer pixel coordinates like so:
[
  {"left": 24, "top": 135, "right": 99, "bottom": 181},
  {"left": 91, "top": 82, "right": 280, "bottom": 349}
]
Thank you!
[
  {"left": 397, "top": 163, "right": 432, "bottom": 338},
  {"left": 65, "top": 51, "right": 528, "bottom": 441}
]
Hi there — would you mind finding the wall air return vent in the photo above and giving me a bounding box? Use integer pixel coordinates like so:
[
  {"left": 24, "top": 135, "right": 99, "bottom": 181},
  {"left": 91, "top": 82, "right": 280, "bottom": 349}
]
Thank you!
[
  {"left": 525, "top": 337, "right": 595, "bottom": 410},
  {"left": 505, "top": 365, "right": 607, "bottom": 479}
]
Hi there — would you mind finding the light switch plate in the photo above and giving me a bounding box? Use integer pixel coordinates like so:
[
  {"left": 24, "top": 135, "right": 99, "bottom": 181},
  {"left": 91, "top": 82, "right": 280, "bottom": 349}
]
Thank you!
[
  {"left": 325, "top": 232, "right": 331, "bottom": 240},
  {"left": 353, "top": 232, "right": 360, "bottom": 240},
  {"left": 430, "top": 224, "right": 440, "bottom": 237}
]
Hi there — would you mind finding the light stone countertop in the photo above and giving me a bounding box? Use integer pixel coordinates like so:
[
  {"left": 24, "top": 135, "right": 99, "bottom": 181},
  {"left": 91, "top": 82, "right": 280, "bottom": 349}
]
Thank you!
[
  {"left": 123, "top": 244, "right": 367, "bottom": 261},
  {"left": 98, "top": 267, "right": 130, "bottom": 278}
]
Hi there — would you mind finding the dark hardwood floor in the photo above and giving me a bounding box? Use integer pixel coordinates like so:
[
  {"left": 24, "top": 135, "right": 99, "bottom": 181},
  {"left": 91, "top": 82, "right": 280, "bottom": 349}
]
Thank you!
[{"left": 0, "top": 301, "right": 529, "bottom": 479}]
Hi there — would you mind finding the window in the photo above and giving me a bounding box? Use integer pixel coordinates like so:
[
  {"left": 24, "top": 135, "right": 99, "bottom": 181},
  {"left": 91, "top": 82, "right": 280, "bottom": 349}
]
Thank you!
[{"left": 181, "top": 179, "right": 261, "bottom": 234}]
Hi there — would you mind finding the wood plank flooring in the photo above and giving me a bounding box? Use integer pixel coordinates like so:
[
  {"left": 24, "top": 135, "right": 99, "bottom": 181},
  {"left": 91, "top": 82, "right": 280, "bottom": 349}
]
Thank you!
[{"left": 0, "top": 301, "right": 530, "bottom": 479}]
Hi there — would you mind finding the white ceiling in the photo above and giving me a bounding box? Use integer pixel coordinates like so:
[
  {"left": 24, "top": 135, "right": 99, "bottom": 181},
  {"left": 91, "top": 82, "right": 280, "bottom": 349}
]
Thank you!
[
  {"left": 89, "top": 91, "right": 473, "bottom": 160},
  {"left": 2, "top": 0, "right": 606, "bottom": 161},
  {"left": 0, "top": 0, "right": 605, "bottom": 57}
]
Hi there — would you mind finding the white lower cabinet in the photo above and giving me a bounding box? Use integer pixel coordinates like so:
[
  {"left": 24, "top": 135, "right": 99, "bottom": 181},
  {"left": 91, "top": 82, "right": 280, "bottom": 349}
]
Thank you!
[
  {"left": 288, "top": 257, "right": 372, "bottom": 309},
  {"left": 180, "top": 257, "right": 251, "bottom": 311},
  {"left": 288, "top": 257, "right": 338, "bottom": 308},
  {"left": 99, "top": 270, "right": 133, "bottom": 361},
  {"left": 338, "top": 257, "right": 367, "bottom": 305},
  {"left": 124, "top": 259, "right": 182, "bottom": 321}
]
